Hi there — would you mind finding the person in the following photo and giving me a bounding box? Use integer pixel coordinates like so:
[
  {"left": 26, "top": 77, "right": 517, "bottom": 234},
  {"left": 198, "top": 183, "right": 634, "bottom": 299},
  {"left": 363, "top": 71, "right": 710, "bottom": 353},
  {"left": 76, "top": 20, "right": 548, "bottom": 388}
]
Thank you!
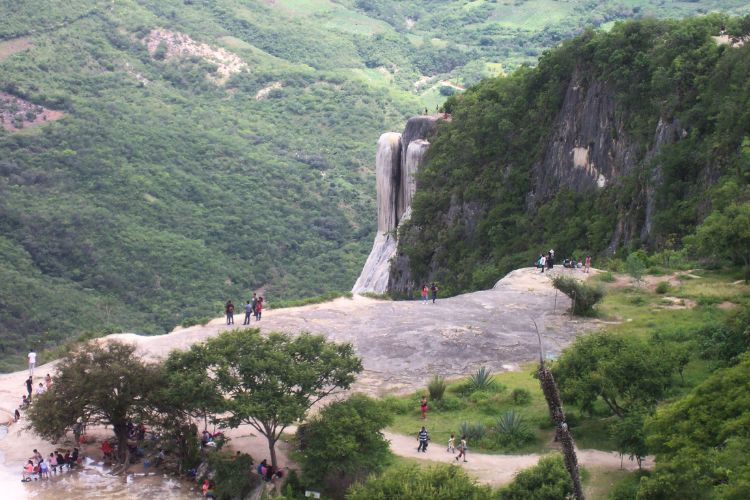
[
  {"left": 430, "top": 283, "right": 439, "bottom": 303},
  {"left": 73, "top": 421, "right": 83, "bottom": 445},
  {"left": 22, "top": 460, "right": 34, "bottom": 482},
  {"left": 251, "top": 293, "right": 258, "bottom": 317},
  {"left": 101, "top": 440, "right": 113, "bottom": 461},
  {"left": 243, "top": 300, "right": 252, "bottom": 325},
  {"left": 36, "top": 382, "right": 46, "bottom": 396},
  {"left": 155, "top": 448, "right": 165, "bottom": 467},
  {"left": 38, "top": 458, "right": 49, "bottom": 479},
  {"left": 56, "top": 451, "right": 65, "bottom": 471},
  {"left": 255, "top": 297, "right": 263, "bottom": 321},
  {"left": 547, "top": 250, "right": 554, "bottom": 270},
  {"left": 205, "top": 481, "right": 217, "bottom": 499},
  {"left": 33, "top": 449, "right": 43, "bottom": 463},
  {"left": 584, "top": 255, "right": 591, "bottom": 273},
  {"left": 420, "top": 396, "right": 428, "bottom": 419},
  {"left": 421, "top": 284, "right": 429, "bottom": 304},
  {"left": 456, "top": 435, "right": 467, "bottom": 462},
  {"left": 21, "top": 395, "right": 29, "bottom": 409},
  {"left": 447, "top": 433, "right": 455, "bottom": 453},
  {"left": 71, "top": 447, "right": 79, "bottom": 467},
  {"left": 45, "top": 373, "right": 52, "bottom": 389},
  {"left": 14, "top": 408, "right": 20, "bottom": 422},
  {"left": 201, "top": 430, "right": 212, "bottom": 447},
  {"left": 48, "top": 452, "right": 58, "bottom": 473},
  {"left": 417, "top": 426, "right": 429, "bottom": 452},
  {"left": 256, "top": 458, "right": 267, "bottom": 477},
  {"left": 225, "top": 301, "right": 234, "bottom": 325},
  {"left": 539, "top": 253, "right": 546, "bottom": 273},
  {"left": 202, "top": 479, "right": 210, "bottom": 496},
  {"left": 28, "top": 349, "right": 36, "bottom": 376},
  {"left": 25, "top": 376, "right": 33, "bottom": 399}
]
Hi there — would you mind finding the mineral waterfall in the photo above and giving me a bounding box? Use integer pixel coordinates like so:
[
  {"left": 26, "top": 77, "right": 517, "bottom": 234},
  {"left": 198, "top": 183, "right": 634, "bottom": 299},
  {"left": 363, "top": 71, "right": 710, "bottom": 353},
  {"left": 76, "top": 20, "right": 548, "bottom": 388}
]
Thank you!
[{"left": 352, "top": 116, "right": 440, "bottom": 294}]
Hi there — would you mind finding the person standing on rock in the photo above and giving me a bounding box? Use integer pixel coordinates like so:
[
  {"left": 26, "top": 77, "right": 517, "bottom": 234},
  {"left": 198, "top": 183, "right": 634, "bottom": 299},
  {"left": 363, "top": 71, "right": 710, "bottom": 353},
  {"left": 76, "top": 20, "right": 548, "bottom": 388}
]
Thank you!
[
  {"left": 417, "top": 426, "right": 429, "bottom": 452},
  {"left": 421, "top": 284, "right": 429, "bottom": 304},
  {"left": 25, "top": 376, "right": 33, "bottom": 400},
  {"left": 255, "top": 297, "right": 263, "bottom": 321},
  {"left": 243, "top": 301, "right": 252, "bottom": 325},
  {"left": 539, "top": 253, "right": 546, "bottom": 273},
  {"left": 547, "top": 250, "right": 554, "bottom": 270},
  {"left": 430, "top": 283, "right": 439, "bottom": 303},
  {"left": 28, "top": 349, "right": 36, "bottom": 376},
  {"left": 456, "top": 435, "right": 468, "bottom": 462},
  {"left": 251, "top": 293, "right": 258, "bottom": 316},
  {"left": 585, "top": 255, "right": 591, "bottom": 274},
  {"left": 225, "top": 301, "right": 234, "bottom": 325}
]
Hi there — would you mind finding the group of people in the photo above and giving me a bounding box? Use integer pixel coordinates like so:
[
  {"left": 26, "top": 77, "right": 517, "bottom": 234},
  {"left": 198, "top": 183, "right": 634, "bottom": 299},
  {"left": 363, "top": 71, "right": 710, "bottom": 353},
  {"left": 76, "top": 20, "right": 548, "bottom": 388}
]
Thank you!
[
  {"left": 22, "top": 447, "right": 80, "bottom": 482},
  {"left": 536, "top": 250, "right": 591, "bottom": 273},
  {"left": 416, "top": 427, "right": 468, "bottom": 462},
  {"left": 420, "top": 283, "right": 439, "bottom": 304},
  {"left": 225, "top": 293, "right": 264, "bottom": 325},
  {"left": 256, "top": 459, "right": 284, "bottom": 483}
]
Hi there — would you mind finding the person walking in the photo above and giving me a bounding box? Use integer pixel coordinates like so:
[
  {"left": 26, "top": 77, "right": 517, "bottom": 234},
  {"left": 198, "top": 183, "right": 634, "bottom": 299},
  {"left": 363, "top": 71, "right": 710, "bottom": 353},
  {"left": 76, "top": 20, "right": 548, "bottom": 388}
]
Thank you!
[
  {"left": 456, "top": 435, "right": 468, "bottom": 462},
  {"left": 447, "top": 433, "right": 456, "bottom": 453},
  {"left": 255, "top": 298, "right": 263, "bottom": 321},
  {"left": 421, "top": 284, "right": 429, "bottom": 304},
  {"left": 225, "top": 301, "right": 234, "bottom": 325},
  {"left": 28, "top": 349, "right": 36, "bottom": 376},
  {"left": 417, "top": 426, "right": 429, "bottom": 452},
  {"left": 243, "top": 301, "right": 252, "bottom": 325},
  {"left": 430, "top": 283, "right": 439, "bottom": 304},
  {"left": 25, "top": 376, "right": 33, "bottom": 400}
]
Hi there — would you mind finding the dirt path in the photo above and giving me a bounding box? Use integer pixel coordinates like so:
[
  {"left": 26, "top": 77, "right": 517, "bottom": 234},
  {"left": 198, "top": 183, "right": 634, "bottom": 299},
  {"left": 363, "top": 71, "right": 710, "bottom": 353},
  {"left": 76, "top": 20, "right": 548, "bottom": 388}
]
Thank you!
[{"left": 384, "top": 431, "right": 652, "bottom": 486}]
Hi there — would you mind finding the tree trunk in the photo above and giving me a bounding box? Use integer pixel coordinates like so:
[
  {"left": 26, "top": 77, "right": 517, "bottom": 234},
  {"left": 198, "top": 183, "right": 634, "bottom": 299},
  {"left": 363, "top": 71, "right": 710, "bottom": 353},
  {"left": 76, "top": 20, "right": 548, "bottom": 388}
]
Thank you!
[
  {"left": 268, "top": 435, "right": 278, "bottom": 469},
  {"left": 114, "top": 423, "right": 129, "bottom": 465}
]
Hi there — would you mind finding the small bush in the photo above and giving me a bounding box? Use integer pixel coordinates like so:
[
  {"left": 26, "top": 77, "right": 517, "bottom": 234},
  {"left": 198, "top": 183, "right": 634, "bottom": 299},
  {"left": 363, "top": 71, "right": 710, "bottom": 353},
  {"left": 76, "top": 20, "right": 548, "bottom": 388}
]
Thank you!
[
  {"left": 459, "top": 421, "right": 487, "bottom": 441},
  {"left": 427, "top": 375, "right": 446, "bottom": 401},
  {"left": 434, "top": 396, "right": 461, "bottom": 411},
  {"left": 655, "top": 282, "right": 671, "bottom": 294},
  {"left": 595, "top": 271, "right": 615, "bottom": 283},
  {"left": 497, "top": 454, "right": 573, "bottom": 499},
  {"left": 470, "top": 366, "right": 495, "bottom": 390},
  {"left": 381, "top": 396, "right": 411, "bottom": 415},
  {"left": 551, "top": 276, "right": 604, "bottom": 316},
  {"left": 510, "top": 388, "right": 532, "bottom": 405},
  {"left": 607, "top": 258, "right": 624, "bottom": 272}
]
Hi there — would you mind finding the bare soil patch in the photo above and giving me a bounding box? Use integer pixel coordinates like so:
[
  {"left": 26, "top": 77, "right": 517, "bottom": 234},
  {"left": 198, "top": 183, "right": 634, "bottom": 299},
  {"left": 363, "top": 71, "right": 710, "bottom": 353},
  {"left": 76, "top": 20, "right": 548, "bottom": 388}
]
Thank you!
[
  {"left": 0, "top": 37, "right": 33, "bottom": 61},
  {"left": 0, "top": 92, "right": 64, "bottom": 132}
]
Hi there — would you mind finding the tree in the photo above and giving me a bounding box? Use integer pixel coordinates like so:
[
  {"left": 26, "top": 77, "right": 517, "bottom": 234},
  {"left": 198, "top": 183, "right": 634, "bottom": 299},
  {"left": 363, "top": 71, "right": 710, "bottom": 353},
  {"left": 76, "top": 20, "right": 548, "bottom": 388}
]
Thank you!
[
  {"left": 26, "top": 341, "right": 162, "bottom": 464},
  {"left": 611, "top": 410, "right": 648, "bottom": 469},
  {"left": 347, "top": 464, "right": 493, "bottom": 500},
  {"left": 625, "top": 253, "right": 646, "bottom": 286},
  {"left": 551, "top": 332, "right": 675, "bottom": 417},
  {"left": 551, "top": 275, "right": 604, "bottom": 316},
  {"left": 686, "top": 202, "right": 750, "bottom": 270},
  {"left": 297, "top": 394, "right": 392, "bottom": 496},
  {"left": 497, "top": 454, "right": 574, "bottom": 500},
  {"left": 169, "top": 328, "right": 362, "bottom": 468}
]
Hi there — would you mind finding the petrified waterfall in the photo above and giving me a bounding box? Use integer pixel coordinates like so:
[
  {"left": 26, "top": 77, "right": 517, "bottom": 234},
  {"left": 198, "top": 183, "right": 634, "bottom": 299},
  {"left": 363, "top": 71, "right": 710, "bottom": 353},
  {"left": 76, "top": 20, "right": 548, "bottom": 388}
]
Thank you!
[{"left": 352, "top": 116, "right": 440, "bottom": 294}]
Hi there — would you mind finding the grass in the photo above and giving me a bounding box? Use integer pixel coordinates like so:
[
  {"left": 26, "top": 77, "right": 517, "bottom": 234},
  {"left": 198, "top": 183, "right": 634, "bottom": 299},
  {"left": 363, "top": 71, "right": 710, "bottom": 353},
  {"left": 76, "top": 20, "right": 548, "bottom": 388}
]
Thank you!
[{"left": 584, "top": 467, "right": 636, "bottom": 500}]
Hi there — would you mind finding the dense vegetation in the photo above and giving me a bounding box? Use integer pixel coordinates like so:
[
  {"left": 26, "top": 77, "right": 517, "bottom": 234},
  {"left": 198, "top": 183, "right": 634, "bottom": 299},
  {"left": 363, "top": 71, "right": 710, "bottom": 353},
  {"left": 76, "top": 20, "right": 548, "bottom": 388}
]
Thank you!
[
  {"left": 400, "top": 14, "right": 750, "bottom": 295},
  {"left": 1, "top": 1, "right": 748, "bottom": 369}
]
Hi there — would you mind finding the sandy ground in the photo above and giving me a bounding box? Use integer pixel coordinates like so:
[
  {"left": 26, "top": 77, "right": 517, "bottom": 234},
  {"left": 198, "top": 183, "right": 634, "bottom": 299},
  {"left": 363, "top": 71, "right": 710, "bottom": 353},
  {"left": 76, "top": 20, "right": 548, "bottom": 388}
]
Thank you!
[{"left": 0, "top": 267, "right": 605, "bottom": 497}]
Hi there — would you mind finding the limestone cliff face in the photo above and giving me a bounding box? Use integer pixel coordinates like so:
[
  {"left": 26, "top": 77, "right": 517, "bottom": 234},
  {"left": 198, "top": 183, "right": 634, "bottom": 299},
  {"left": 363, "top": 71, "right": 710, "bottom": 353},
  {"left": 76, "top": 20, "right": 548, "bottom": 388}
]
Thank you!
[{"left": 352, "top": 117, "right": 440, "bottom": 294}]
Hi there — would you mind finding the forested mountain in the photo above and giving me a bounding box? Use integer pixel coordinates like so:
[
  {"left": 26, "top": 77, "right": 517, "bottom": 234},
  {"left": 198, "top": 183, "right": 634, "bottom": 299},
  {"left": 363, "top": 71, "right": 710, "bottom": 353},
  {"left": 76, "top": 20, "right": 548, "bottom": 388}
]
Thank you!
[
  {"left": 396, "top": 14, "right": 750, "bottom": 295},
  {"left": 1, "top": 0, "right": 749, "bottom": 369}
]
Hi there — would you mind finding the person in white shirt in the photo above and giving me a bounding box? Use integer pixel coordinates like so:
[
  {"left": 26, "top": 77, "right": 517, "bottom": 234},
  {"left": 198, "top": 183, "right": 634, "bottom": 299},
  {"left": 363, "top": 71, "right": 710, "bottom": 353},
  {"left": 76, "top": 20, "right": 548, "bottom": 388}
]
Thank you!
[
  {"left": 28, "top": 349, "right": 36, "bottom": 376},
  {"left": 36, "top": 382, "right": 46, "bottom": 396}
]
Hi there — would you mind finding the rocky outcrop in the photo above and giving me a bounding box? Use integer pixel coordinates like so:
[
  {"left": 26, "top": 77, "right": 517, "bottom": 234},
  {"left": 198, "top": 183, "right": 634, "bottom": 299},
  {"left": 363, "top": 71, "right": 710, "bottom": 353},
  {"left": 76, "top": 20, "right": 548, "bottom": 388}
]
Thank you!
[{"left": 352, "top": 116, "right": 440, "bottom": 294}]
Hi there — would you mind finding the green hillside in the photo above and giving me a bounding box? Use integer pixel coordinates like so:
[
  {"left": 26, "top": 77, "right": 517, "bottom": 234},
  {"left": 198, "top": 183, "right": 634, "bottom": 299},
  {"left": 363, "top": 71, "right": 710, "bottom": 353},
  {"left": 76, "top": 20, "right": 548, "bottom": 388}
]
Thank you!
[
  {"left": 1, "top": 0, "right": 750, "bottom": 369},
  {"left": 399, "top": 14, "right": 750, "bottom": 294}
]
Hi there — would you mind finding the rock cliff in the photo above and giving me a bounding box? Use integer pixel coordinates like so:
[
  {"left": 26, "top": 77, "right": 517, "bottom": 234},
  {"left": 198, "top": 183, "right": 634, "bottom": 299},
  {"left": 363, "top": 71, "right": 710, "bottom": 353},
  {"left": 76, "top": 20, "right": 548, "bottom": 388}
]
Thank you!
[{"left": 352, "top": 117, "right": 440, "bottom": 294}]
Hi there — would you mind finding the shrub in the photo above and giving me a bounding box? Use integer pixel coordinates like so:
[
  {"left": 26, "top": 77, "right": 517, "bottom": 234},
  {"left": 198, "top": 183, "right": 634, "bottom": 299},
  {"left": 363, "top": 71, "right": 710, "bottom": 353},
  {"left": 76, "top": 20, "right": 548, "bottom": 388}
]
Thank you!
[
  {"left": 595, "top": 271, "right": 615, "bottom": 283},
  {"left": 205, "top": 452, "right": 257, "bottom": 500},
  {"left": 511, "top": 388, "right": 532, "bottom": 405},
  {"left": 434, "top": 396, "right": 461, "bottom": 411},
  {"left": 459, "top": 421, "right": 487, "bottom": 441},
  {"left": 428, "top": 375, "right": 447, "bottom": 401},
  {"left": 469, "top": 366, "right": 495, "bottom": 390},
  {"left": 381, "top": 395, "right": 411, "bottom": 415},
  {"left": 655, "top": 281, "right": 671, "bottom": 294},
  {"left": 494, "top": 410, "right": 534, "bottom": 448},
  {"left": 551, "top": 276, "right": 604, "bottom": 316},
  {"left": 347, "top": 464, "right": 493, "bottom": 499},
  {"left": 497, "top": 454, "right": 573, "bottom": 499},
  {"left": 626, "top": 253, "right": 647, "bottom": 285}
]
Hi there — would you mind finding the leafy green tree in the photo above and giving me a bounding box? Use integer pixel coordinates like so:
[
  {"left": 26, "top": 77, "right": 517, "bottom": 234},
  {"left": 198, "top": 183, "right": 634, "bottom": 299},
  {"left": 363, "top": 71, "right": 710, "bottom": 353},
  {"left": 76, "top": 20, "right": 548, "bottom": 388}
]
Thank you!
[
  {"left": 551, "top": 332, "right": 675, "bottom": 417},
  {"left": 26, "top": 341, "right": 162, "bottom": 463},
  {"left": 638, "top": 354, "right": 750, "bottom": 498},
  {"left": 551, "top": 275, "right": 604, "bottom": 316},
  {"left": 497, "top": 454, "right": 573, "bottom": 500},
  {"left": 611, "top": 410, "right": 648, "bottom": 469},
  {"left": 347, "top": 464, "right": 493, "bottom": 500},
  {"left": 206, "top": 452, "right": 257, "bottom": 500},
  {"left": 297, "top": 394, "right": 392, "bottom": 497},
  {"left": 686, "top": 202, "right": 750, "bottom": 268},
  {"left": 625, "top": 253, "right": 646, "bottom": 286},
  {"left": 168, "top": 328, "right": 362, "bottom": 468}
]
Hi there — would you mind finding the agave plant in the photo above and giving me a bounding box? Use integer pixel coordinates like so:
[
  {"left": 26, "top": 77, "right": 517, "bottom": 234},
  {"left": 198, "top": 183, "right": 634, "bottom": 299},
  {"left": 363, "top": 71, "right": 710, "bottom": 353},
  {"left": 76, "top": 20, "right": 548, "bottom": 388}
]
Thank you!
[
  {"left": 427, "top": 374, "right": 446, "bottom": 401},
  {"left": 469, "top": 366, "right": 495, "bottom": 390},
  {"left": 495, "top": 410, "right": 528, "bottom": 436},
  {"left": 459, "top": 421, "right": 487, "bottom": 441}
]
